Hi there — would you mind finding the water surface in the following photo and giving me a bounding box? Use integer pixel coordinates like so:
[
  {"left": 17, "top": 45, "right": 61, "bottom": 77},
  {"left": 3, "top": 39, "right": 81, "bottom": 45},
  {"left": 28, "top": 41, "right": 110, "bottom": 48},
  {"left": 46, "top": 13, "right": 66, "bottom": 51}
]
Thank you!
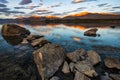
[{"left": 0, "top": 23, "right": 120, "bottom": 53}]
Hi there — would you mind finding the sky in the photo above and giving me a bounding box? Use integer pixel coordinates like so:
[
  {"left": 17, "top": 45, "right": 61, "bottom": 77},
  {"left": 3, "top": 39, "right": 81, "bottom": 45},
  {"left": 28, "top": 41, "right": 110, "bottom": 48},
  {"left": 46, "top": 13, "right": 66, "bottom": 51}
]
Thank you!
[{"left": 0, "top": 0, "right": 120, "bottom": 18}]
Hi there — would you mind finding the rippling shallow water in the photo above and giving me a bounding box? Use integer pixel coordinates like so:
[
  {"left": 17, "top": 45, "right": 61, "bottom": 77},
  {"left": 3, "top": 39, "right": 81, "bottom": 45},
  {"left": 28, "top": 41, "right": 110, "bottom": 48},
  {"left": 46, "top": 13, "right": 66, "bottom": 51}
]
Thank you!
[{"left": 0, "top": 23, "right": 120, "bottom": 53}]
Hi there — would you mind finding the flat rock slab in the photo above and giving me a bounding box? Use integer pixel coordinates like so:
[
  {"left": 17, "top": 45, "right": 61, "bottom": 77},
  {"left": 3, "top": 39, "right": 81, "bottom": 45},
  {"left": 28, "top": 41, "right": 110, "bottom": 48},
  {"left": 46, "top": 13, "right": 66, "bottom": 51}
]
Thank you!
[{"left": 33, "top": 44, "right": 65, "bottom": 80}]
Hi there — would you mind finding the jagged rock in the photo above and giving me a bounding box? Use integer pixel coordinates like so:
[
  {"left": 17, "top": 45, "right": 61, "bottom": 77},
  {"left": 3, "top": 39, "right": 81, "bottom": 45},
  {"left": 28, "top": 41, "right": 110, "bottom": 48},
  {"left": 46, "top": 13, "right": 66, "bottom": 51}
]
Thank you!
[
  {"left": 69, "top": 62, "right": 75, "bottom": 72},
  {"left": 62, "top": 61, "right": 70, "bottom": 74},
  {"left": 104, "top": 57, "right": 120, "bottom": 70},
  {"left": 21, "top": 38, "right": 29, "bottom": 44},
  {"left": 87, "top": 50, "right": 101, "bottom": 65},
  {"left": 84, "top": 28, "right": 98, "bottom": 37},
  {"left": 66, "top": 49, "right": 86, "bottom": 62},
  {"left": 74, "top": 71, "right": 91, "bottom": 80},
  {"left": 1, "top": 24, "right": 30, "bottom": 45},
  {"left": 100, "top": 72, "right": 112, "bottom": 80},
  {"left": 26, "top": 35, "right": 44, "bottom": 42},
  {"left": 33, "top": 44, "right": 65, "bottom": 80},
  {"left": 74, "top": 60, "right": 97, "bottom": 77},
  {"left": 50, "top": 76, "right": 60, "bottom": 80},
  {"left": 31, "top": 37, "right": 50, "bottom": 48},
  {"left": 110, "top": 74, "right": 120, "bottom": 80}
]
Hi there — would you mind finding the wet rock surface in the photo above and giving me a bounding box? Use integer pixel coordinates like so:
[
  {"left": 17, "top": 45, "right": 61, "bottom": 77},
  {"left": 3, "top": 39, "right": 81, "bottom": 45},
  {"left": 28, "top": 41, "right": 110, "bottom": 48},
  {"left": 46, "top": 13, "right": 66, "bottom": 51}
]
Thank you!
[
  {"left": 104, "top": 57, "right": 120, "bottom": 70},
  {"left": 87, "top": 50, "right": 101, "bottom": 66},
  {"left": 33, "top": 44, "right": 65, "bottom": 80},
  {"left": 1, "top": 24, "right": 30, "bottom": 45},
  {"left": 84, "top": 28, "right": 98, "bottom": 37}
]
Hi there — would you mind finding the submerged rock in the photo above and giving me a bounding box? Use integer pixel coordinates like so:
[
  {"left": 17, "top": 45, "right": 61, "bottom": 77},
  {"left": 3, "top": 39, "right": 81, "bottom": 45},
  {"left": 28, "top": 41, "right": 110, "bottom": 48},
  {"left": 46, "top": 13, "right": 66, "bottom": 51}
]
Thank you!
[
  {"left": 33, "top": 44, "right": 65, "bottom": 80},
  {"left": 110, "top": 74, "right": 120, "bottom": 80},
  {"left": 84, "top": 28, "right": 98, "bottom": 37},
  {"left": 87, "top": 50, "right": 101, "bottom": 66},
  {"left": 104, "top": 57, "right": 120, "bottom": 70},
  {"left": 50, "top": 76, "right": 60, "bottom": 80},
  {"left": 66, "top": 49, "right": 86, "bottom": 62},
  {"left": 74, "top": 71, "right": 91, "bottom": 80},
  {"left": 100, "top": 72, "right": 112, "bottom": 80}
]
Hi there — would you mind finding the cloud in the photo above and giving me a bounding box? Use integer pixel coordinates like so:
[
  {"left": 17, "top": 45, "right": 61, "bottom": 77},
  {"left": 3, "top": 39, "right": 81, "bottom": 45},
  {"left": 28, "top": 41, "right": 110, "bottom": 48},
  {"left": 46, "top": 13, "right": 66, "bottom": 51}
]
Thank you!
[
  {"left": 0, "top": 8, "right": 10, "bottom": 13},
  {"left": 52, "top": 13, "right": 63, "bottom": 16},
  {"left": 77, "top": 7, "right": 86, "bottom": 10},
  {"left": 0, "top": 7, "right": 25, "bottom": 15},
  {"left": 14, "top": 5, "right": 39, "bottom": 9},
  {"left": 0, "top": 3, "right": 7, "bottom": 7},
  {"left": 98, "top": 3, "right": 108, "bottom": 7},
  {"left": 50, "top": 2, "right": 62, "bottom": 8},
  {"left": 112, "top": 6, "right": 120, "bottom": 9},
  {"left": 0, "top": 0, "right": 8, "bottom": 3},
  {"left": 72, "top": 0, "right": 97, "bottom": 3},
  {"left": 37, "top": 11, "right": 53, "bottom": 15},
  {"left": 19, "top": 0, "right": 32, "bottom": 5},
  {"left": 27, "top": 5, "right": 39, "bottom": 9},
  {"left": 14, "top": 7, "right": 26, "bottom": 9}
]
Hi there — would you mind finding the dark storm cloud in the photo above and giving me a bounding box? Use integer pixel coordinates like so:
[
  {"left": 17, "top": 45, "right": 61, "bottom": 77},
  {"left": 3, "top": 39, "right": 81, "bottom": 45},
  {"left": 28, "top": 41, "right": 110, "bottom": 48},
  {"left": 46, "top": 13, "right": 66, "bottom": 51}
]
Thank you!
[
  {"left": 0, "top": 0, "right": 8, "bottom": 3},
  {"left": 0, "top": 3, "right": 7, "bottom": 7},
  {"left": 19, "top": 0, "right": 32, "bottom": 5},
  {"left": 112, "top": 6, "right": 120, "bottom": 9},
  {"left": 72, "top": 0, "right": 97, "bottom": 4},
  {"left": 98, "top": 3, "right": 108, "bottom": 7}
]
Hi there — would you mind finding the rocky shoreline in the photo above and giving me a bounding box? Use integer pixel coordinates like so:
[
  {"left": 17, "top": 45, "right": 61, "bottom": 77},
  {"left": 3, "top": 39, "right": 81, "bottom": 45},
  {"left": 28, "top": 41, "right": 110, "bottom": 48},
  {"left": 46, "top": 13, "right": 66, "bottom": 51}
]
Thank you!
[{"left": 0, "top": 24, "right": 120, "bottom": 80}]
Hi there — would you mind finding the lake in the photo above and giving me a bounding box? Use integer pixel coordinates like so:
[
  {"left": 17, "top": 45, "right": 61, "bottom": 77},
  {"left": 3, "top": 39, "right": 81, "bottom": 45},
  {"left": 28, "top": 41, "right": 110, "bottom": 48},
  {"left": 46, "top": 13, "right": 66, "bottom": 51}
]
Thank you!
[{"left": 0, "top": 23, "right": 120, "bottom": 53}]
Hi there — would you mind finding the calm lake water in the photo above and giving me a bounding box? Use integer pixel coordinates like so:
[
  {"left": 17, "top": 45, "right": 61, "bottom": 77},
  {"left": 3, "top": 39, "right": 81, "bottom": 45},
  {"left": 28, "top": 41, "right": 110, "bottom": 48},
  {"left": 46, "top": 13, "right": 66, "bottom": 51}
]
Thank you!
[{"left": 0, "top": 23, "right": 120, "bottom": 53}]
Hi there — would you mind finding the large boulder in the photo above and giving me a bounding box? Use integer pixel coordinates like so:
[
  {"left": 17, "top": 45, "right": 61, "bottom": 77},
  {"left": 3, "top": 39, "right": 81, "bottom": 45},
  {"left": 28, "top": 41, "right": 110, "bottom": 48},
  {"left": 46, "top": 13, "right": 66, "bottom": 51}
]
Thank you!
[
  {"left": 84, "top": 28, "right": 98, "bottom": 37},
  {"left": 2, "top": 24, "right": 30, "bottom": 37},
  {"left": 104, "top": 57, "right": 120, "bottom": 70},
  {"left": 87, "top": 50, "right": 101, "bottom": 66},
  {"left": 1, "top": 24, "right": 30, "bottom": 45},
  {"left": 66, "top": 49, "right": 86, "bottom": 62},
  {"left": 33, "top": 44, "right": 65, "bottom": 80}
]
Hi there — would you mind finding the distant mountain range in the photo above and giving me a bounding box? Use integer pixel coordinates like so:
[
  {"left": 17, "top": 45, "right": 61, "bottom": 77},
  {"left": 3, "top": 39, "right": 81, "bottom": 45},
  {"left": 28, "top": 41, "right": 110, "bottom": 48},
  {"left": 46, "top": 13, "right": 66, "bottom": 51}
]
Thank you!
[
  {"left": 0, "top": 12, "right": 120, "bottom": 24},
  {"left": 15, "top": 12, "right": 120, "bottom": 20},
  {"left": 64, "top": 12, "right": 120, "bottom": 19}
]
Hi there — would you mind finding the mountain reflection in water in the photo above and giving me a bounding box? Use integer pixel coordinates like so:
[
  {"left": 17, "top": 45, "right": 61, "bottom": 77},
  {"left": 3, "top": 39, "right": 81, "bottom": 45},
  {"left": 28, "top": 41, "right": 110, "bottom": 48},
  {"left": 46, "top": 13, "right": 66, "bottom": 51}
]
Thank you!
[{"left": 0, "top": 23, "right": 120, "bottom": 52}]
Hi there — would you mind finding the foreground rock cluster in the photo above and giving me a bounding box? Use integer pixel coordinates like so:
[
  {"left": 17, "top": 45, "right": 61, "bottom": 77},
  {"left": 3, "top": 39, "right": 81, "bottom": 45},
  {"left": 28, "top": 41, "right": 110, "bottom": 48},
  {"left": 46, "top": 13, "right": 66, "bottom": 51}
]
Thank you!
[{"left": 0, "top": 24, "right": 120, "bottom": 80}]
